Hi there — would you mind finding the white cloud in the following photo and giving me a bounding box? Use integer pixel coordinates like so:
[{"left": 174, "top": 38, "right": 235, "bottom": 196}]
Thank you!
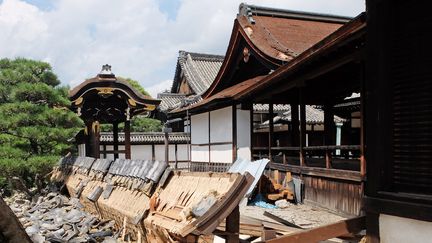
[
  {"left": 146, "top": 79, "right": 172, "bottom": 98},
  {"left": 0, "top": 0, "right": 365, "bottom": 94}
]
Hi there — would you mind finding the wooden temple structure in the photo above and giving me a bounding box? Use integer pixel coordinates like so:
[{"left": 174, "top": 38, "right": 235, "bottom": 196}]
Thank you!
[{"left": 69, "top": 65, "right": 161, "bottom": 159}]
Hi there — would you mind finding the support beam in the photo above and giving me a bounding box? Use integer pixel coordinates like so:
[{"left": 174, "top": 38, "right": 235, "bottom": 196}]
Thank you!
[
  {"left": 113, "top": 122, "right": 119, "bottom": 159},
  {"left": 226, "top": 205, "right": 240, "bottom": 243},
  {"left": 324, "top": 104, "right": 335, "bottom": 169},
  {"left": 232, "top": 105, "right": 238, "bottom": 162},
  {"left": 266, "top": 216, "right": 365, "bottom": 243},
  {"left": 89, "top": 121, "right": 100, "bottom": 159},
  {"left": 85, "top": 122, "right": 92, "bottom": 157},
  {"left": 290, "top": 104, "right": 299, "bottom": 147},
  {"left": 124, "top": 120, "right": 131, "bottom": 159},
  {"left": 299, "top": 102, "right": 306, "bottom": 167},
  {"left": 268, "top": 102, "right": 274, "bottom": 162}
]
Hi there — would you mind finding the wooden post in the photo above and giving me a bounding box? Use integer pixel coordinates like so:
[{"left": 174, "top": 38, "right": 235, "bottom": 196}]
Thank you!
[
  {"left": 124, "top": 120, "right": 131, "bottom": 159},
  {"left": 151, "top": 144, "right": 155, "bottom": 161},
  {"left": 226, "top": 205, "right": 240, "bottom": 243},
  {"left": 360, "top": 65, "right": 366, "bottom": 178},
  {"left": 324, "top": 104, "right": 335, "bottom": 169},
  {"left": 85, "top": 122, "right": 92, "bottom": 157},
  {"left": 232, "top": 105, "right": 238, "bottom": 162},
  {"left": 290, "top": 104, "right": 300, "bottom": 147},
  {"left": 164, "top": 130, "right": 169, "bottom": 164},
  {"left": 299, "top": 103, "right": 306, "bottom": 167},
  {"left": 268, "top": 102, "right": 274, "bottom": 162},
  {"left": 90, "top": 121, "right": 100, "bottom": 159},
  {"left": 113, "top": 122, "right": 119, "bottom": 159},
  {"left": 175, "top": 144, "right": 178, "bottom": 169}
]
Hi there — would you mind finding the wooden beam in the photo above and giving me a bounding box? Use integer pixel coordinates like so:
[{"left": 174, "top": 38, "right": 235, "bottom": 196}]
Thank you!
[
  {"left": 113, "top": 122, "right": 119, "bottom": 159},
  {"left": 299, "top": 101, "right": 306, "bottom": 167},
  {"left": 269, "top": 163, "right": 362, "bottom": 182},
  {"left": 269, "top": 102, "right": 274, "bottom": 162},
  {"left": 232, "top": 105, "right": 238, "bottom": 162},
  {"left": 124, "top": 120, "right": 131, "bottom": 159},
  {"left": 266, "top": 216, "right": 365, "bottom": 243},
  {"left": 226, "top": 205, "right": 240, "bottom": 243},
  {"left": 290, "top": 104, "right": 299, "bottom": 147}
]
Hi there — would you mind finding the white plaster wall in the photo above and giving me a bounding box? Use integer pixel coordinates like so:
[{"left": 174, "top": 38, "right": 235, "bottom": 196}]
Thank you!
[
  {"left": 379, "top": 214, "right": 432, "bottom": 243},
  {"left": 102, "top": 145, "right": 125, "bottom": 160},
  {"left": 177, "top": 144, "right": 189, "bottom": 161},
  {"left": 210, "top": 144, "right": 232, "bottom": 163},
  {"left": 210, "top": 107, "right": 232, "bottom": 143},
  {"left": 78, "top": 144, "right": 86, "bottom": 157},
  {"left": 191, "top": 112, "right": 209, "bottom": 144},
  {"left": 236, "top": 108, "right": 251, "bottom": 160},
  {"left": 154, "top": 145, "right": 165, "bottom": 161},
  {"left": 131, "top": 145, "right": 152, "bottom": 160},
  {"left": 191, "top": 145, "right": 209, "bottom": 162}
]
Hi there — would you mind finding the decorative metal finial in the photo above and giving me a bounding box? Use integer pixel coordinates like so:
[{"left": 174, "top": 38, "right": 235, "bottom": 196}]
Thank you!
[
  {"left": 98, "top": 64, "right": 115, "bottom": 78},
  {"left": 100, "top": 64, "right": 112, "bottom": 74}
]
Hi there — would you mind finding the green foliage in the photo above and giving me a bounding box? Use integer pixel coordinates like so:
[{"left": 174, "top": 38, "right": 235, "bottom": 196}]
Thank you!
[
  {"left": 130, "top": 116, "right": 162, "bottom": 132},
  {"left": 0, "top": 58, "right": 82, "bottom": 194},
  {"left": 121, "top": 77, "right": 151, "bottom": 97},
  {"left": 100, "top": 79, "right": 161, "bottom": 133}
]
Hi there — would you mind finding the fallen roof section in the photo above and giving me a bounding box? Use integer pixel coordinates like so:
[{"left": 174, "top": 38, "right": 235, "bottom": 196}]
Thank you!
[{"left": 144, "top": 171, "right": 254, "bottom": 241}]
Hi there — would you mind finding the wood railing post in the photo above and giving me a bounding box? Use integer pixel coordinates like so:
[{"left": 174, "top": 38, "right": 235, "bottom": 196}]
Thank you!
[{"left": 268, "top": 102, "right": 274, "bottom": 162}]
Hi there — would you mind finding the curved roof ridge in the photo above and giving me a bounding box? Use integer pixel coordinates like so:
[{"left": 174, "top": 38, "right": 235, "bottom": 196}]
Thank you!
[{"left": 239, "top": 3, "right": 352, "bottom": 24}]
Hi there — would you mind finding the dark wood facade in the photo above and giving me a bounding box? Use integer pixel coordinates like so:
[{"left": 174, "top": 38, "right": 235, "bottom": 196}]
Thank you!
[
  {"left": 365, "top": 0, "right": 432, "bottom": 240},
  {"left": 69, "top": 65, "right": 160, "bottom": 160}
]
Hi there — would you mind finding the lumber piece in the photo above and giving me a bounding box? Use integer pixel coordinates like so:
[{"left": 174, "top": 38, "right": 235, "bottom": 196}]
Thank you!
[
  {"left": 263, "top": 211, "right": 303, "bottom": 229},
  {"left": 265, "top": 216, "right": 365, "bottom": 243}
]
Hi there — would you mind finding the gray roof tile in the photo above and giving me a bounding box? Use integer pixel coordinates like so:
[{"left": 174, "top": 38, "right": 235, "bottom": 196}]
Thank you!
[{"left": 99, "top": 132, "right": 190, "bottom": 144}]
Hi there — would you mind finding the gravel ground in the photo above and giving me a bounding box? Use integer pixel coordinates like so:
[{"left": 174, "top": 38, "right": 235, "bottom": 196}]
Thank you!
[{"left": 241, "top": 201, "right": 346, "bottom": 229}]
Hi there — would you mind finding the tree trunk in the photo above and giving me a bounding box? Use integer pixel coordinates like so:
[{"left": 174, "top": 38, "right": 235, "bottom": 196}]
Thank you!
[{"left": 0, "top": 196, "right": 32, "bottom": 243}]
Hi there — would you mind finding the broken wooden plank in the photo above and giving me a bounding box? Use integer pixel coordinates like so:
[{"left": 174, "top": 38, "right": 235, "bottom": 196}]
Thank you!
[
  {"left": 263, "top": 211, "right": 303, "bottom": 229},
  {"left": 265, "top": 216, "right": 365, "bottom": 243}
]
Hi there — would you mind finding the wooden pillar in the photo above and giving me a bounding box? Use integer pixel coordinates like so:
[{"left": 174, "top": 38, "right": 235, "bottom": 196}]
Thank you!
[
  {"left": 164, "top": 130, "right": 169, "bottom": 164},
  {"left": 226, "top": 205, "right": 240, "bottom": 243},
  {"left": 232, "top": 105, "right": 238, "bottom": 162},
  {"left": 360, "top": 63, "right": 366, "bottom": 178},
  {"left": 299, "top": 99, "right": 306, "bottom": 166},
  {"left": 124, "top": 120, "right": 131, "bottom": 159},
  {"left": 85, "top": 122, "right": 92, "bottom": 157},
  {"left": 113, "top": 122, "right": 119, "bottom": 159},
  {"left": 250, "top": 106, "right": 254, "bottom": 160},
  {"left": 151, "top": 144, "right": 155, "bottom": 161},
  {"left": 291, "top": 104, "right": 300, "bottom": 146},
  {"left": 89, "top": 121, "right": 100, "bottom": 159},
  {"left": 175, "top": 144, "right": 178, "bottom": 169},
  {"left": 324, "top": 104, "right": 335, "bottom": 169},
  {"left": 268, "top": 102, "right": 274, "bottom": 162}
]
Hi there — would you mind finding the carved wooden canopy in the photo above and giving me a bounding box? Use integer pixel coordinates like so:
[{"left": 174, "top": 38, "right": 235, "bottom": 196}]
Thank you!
[{"left": 69, "top": 65, "right": 160, "bottom": 123}]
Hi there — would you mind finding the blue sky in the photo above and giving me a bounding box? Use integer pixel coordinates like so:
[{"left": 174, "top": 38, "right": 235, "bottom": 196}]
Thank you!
[{"left": 0, "top": 0, "right": 365, "bottom": 96}]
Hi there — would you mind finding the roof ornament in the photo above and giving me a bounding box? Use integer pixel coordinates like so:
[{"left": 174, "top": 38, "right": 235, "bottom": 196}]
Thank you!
[
  {"left": 239, "top": 3, "right": 255, "bottom": 24},
  {"left": 98, "top": 64, "right": 115, "bottom": 78}
]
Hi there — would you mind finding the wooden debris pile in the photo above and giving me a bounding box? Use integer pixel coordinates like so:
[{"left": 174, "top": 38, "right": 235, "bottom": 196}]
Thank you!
[
  {"left": 4, "top": 191, "right": 119, "bottom": 242},
  {"left": 53, "top": 156, "right": 254, "bottom": 242}
]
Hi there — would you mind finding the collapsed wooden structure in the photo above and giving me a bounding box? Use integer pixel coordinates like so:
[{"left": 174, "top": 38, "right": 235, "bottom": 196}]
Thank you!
[{"left": 52, "top": 156, "right": 253, "bottom": 242}]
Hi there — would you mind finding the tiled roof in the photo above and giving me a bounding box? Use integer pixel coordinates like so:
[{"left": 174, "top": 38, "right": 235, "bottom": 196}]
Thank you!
[
  {"left": 253, "top": 104, "right": 291, "bottom": 113},
  {"left": 100, "top": 132, "right": 190, "bottom": 144},
  {"left": 238, "top": 4, "right": 351, "bottom": 61},
  {"left": 171, "top": 51, "right": 224, "bottom": 95},
  {"left": 262, "top": 105, "right": 345, "bottom": 124},
  {"left": 157, "top": 92, "right": 186, "bottom": 112}
]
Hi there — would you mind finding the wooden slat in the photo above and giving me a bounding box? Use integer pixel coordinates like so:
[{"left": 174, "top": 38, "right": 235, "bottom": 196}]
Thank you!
[
  {"left": 269, "top": 163, "right": 362, "bottom": 182},
  {"left": 266, "top": 216, "right": 365, "bottom": 243}
]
